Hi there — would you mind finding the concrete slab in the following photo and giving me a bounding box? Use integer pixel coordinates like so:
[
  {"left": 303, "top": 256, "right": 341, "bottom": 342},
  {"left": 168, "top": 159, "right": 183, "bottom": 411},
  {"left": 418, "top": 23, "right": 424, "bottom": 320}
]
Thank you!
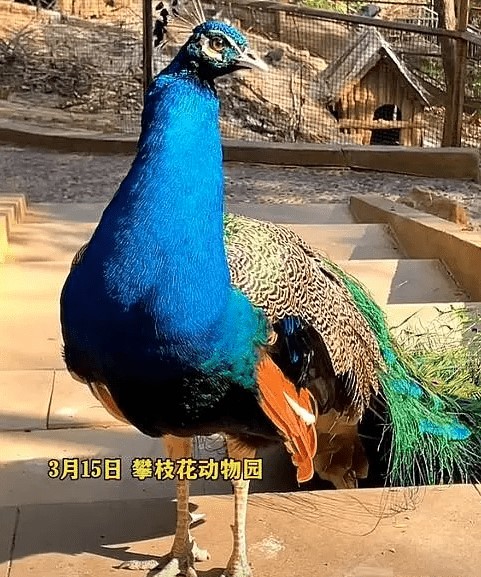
[
  {"left": 48, "top": 371, "right": 124, "bottom": 429},
  {"left": 285, "top": 223, "right": 403, "bottom": 260},
  {"left": 0, "top": 370, "right": 54, "bottom": 431},
  {"left": 339, "top": 259, "right": 467, "bottom": 305},
  {"left": 6, "top": 485, "right": 481, "bottom": 577},
  {"left": 344, "top": 146, "right": 480, "bottom": 181},
  {"left": 223, "top": 140, "right": 346, "bottom": 167},
  {"left": 0, "top": 262, "right": 69, "bottom": 370},
  {"left": 0, "top": 119, "right": 136, "bottom": 154},
  {"left": 0, "top": 507, "right": 17, "bottom": 577}
]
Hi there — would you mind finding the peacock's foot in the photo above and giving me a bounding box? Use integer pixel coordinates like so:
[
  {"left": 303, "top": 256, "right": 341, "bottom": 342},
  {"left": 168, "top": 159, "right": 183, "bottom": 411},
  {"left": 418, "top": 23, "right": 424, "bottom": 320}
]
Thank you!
[
  {"left": 118, "top": 543, "right": 210, "bottom": 576},
  {"left": 151, "top": 556, "right": 196, "bottom": 577},
  {"left": 119, "top": 557, "right": 196, "bottom": 576},
  {"left": 220, "top": 556, "right": 253, "bottom": 577},
  {"left": 118, "top": 559, "right": 160, "bottom": 571}
]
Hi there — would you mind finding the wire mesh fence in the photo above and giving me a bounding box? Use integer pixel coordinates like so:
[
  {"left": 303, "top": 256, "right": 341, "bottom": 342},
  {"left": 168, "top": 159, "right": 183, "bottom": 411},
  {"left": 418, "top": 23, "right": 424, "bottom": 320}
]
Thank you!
[
  {"left": 211, "top": 4, "right": 447, "bottom": 145},
  {"left": 0, "top": 0, "right": 144, "bottom": 133},
  {"left": 0, "top": 0, "right": 480, "bottom": 147}
]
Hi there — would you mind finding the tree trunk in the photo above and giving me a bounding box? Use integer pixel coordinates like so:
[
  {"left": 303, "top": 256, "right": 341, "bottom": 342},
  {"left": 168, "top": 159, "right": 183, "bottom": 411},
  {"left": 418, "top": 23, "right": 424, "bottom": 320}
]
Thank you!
[{"left": 433, "top": 0, "right": 458, "bottom": 145}]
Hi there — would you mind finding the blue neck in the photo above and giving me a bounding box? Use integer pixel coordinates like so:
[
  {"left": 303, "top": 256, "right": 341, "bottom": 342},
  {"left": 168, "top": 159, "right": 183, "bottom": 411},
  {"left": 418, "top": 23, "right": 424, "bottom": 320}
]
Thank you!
[{"left": 88, "top": 69, "right": 230, "bottom": 340}]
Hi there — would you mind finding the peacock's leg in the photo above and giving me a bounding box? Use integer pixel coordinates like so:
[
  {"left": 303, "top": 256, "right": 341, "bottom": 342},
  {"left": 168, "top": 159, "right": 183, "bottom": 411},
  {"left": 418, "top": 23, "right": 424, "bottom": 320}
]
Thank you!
[
  {"left": 221, "top": 437, "right": 256, "bottom": 577},
  {"left": 119, "top": 435, "right": 209, "bottom": 576}
]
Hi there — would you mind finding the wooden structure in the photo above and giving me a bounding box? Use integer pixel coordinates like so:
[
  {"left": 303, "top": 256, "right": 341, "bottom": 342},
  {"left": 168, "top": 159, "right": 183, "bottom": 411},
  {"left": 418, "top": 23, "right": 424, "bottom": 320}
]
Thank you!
[{"left": 319, "top": 27, "right": 431, "bottom": 146}]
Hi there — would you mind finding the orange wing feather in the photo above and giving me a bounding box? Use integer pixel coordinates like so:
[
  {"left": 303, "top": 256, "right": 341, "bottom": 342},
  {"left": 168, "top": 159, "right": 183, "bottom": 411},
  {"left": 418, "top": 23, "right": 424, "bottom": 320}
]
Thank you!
[{"left": 256, "top": 354, "right": 317, "bottom": 483}]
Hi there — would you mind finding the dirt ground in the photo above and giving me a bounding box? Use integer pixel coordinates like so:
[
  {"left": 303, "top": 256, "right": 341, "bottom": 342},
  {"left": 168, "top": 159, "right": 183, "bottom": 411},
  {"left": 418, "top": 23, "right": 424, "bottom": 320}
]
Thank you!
[{"left": 0, "top": 2, "right": 345, "bottom": 142}]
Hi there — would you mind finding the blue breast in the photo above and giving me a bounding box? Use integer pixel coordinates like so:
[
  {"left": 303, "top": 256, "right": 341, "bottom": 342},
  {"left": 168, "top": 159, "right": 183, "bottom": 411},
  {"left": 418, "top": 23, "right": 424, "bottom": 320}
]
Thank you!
[{"left": 61, "top": 70, "right": 266, "bottom": 394}]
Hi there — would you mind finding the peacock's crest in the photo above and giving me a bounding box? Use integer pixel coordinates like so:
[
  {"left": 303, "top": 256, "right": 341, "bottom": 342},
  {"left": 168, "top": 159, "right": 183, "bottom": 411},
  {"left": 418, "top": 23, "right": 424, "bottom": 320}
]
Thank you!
[
  {"left": 153, "top": 0, "right": 207, "bottom": 48},
  {"left": 151, "top": 0, "right": 267, "bottom": 78}
]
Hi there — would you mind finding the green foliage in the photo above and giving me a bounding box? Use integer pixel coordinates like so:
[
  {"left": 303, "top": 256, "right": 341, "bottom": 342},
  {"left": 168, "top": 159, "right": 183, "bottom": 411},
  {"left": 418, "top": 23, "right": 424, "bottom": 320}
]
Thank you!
[
  {"left": 396, "top": 308, "right": 481, "bottom": 400},
  {"left": 420, "top": 58, "right": 445, "bottom": 83},
  {"left": 301, "top": 0, "right": 363, "bottom": 14}
]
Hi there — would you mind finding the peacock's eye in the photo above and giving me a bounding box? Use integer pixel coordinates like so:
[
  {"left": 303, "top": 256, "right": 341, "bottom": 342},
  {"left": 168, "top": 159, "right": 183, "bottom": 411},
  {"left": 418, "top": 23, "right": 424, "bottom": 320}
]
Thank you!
[{"left": 209, "top": 36, "right": 226, "bottom": 53}]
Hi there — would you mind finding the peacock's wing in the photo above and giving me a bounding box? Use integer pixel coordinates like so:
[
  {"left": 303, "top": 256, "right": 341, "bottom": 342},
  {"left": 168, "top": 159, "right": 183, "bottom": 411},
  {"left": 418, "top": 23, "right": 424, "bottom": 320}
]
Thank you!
[
  {"left": 225, "top": 214, "right": 481, "bottom": 488},
  {"left": 225, "top": 212, "right": 383, "bottom": 417},
  {"left": 225, "top": 212, "right": 385, "bottom": 487}
]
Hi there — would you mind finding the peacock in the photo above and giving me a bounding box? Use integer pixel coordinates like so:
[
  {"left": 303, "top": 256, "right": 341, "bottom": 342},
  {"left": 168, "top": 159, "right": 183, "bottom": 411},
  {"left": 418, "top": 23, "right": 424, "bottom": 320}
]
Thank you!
[{"left": 60, "top": 4, "right": 481, "bottom": 577}]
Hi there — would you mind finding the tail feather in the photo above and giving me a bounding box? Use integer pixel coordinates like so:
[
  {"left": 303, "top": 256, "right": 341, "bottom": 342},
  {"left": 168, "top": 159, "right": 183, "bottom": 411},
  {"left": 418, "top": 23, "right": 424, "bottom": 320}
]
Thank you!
[{"left": 324, "top": 259, "right": 481, "bottom": 486}]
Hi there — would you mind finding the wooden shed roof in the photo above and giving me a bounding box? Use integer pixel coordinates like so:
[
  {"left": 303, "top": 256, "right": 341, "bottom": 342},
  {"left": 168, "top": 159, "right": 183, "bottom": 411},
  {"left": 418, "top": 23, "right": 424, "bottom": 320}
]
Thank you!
[{"left": 319, "top": 27, "right": 431, "bottom": 106}]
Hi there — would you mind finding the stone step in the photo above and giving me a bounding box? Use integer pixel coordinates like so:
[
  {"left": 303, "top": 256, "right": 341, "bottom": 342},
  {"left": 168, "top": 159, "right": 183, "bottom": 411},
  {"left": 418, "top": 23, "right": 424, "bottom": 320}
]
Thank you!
[
  {"left": 5, "top": 220, "right": 95, "bottom": 263},
  {"left": 0, "top": 259, "right": 475, "bottom": 370},
  {"left": 0, "top": 194, "right": 28, "bottom": 224},
  {"left": 339, "top": 258, "right": 467, "bottom": 304},
  {"left": 2, "top": 302, "right": 480, "bottom": 429},
  {"left": 6, "top": 221, "right": 400, "bottom": 263},
  {"left": 0, "top": 212, "right": 7, "bottom": 264},
  {"left": 0, "top": 262, "right": 68, "bottom": 370},
  {"left": 4, "top": 201, "right": 357, "bottom": 264},
  {"left": 0, "top": 203, "right": 16, "bottom": 237},
  {"left": 285, "top": 223, "right": 403, "bottom": 260},
  {"left": 0, "top": 425, "right": 292, "bottom": 506},
  {"left": 24, "top": 201, "right": 356, "bottom": 225},
  {"left": 0, "top": 194, "right": 28, "bottom": 262},
  {"left": 1, "top": 486, "right": 480, "bottom": 577},
  {"left": 0, "top": 426, "right": 177, "bottom": 507}
]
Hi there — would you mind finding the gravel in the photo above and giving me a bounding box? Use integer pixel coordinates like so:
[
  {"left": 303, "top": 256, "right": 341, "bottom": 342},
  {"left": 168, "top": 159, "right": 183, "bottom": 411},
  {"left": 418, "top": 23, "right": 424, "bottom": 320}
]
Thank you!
[{"left": 1, "top": 144, "right": 481, "bottom": 221}]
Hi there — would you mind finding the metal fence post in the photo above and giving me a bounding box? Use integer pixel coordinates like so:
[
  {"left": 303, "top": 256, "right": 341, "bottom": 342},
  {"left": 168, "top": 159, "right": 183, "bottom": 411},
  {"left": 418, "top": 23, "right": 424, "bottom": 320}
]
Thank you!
[
  {"left": 443, "top": 0, "right": 470, "bottom": 146},
  {"left": 142, "top": 0, "right": 154, "bottom": 97}
]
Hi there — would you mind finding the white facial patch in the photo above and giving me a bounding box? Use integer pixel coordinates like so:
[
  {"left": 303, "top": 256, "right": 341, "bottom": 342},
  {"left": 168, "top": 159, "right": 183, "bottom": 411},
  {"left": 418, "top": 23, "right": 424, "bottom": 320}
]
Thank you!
[
  {"left": 199, "top": 33, "right": 246, "bottom": 62},
  {"left": 199, "top": 34, "right": 223, "bottom": 61}
]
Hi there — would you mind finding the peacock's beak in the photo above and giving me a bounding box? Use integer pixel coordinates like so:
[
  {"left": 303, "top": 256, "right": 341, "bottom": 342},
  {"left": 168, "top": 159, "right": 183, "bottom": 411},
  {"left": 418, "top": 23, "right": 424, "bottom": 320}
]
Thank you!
[{"left": 235, "top": 49, "right": 269, "bottom": 72}]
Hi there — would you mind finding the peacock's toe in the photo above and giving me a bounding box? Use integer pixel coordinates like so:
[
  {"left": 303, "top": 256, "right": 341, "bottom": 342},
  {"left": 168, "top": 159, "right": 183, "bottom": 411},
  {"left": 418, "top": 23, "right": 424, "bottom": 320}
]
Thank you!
[
  {"left": 118, "top": 558, "right": 160, "bottom": 571},
  {"left": 220, "top": 559, "right": 253, "bottom": 577}
]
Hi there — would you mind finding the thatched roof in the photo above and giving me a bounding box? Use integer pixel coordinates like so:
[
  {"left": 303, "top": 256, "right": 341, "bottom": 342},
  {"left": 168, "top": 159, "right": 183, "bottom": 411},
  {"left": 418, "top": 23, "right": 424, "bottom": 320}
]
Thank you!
[{"left": 319, "top": 26, "right": 431, "bottom": 106}]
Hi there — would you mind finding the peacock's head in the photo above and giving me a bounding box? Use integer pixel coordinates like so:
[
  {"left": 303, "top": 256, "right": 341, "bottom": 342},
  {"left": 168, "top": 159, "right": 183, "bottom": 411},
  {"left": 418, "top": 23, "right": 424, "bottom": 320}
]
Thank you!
[{"left": 183, "top": 20, "right": 268, "bottom": 79}]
